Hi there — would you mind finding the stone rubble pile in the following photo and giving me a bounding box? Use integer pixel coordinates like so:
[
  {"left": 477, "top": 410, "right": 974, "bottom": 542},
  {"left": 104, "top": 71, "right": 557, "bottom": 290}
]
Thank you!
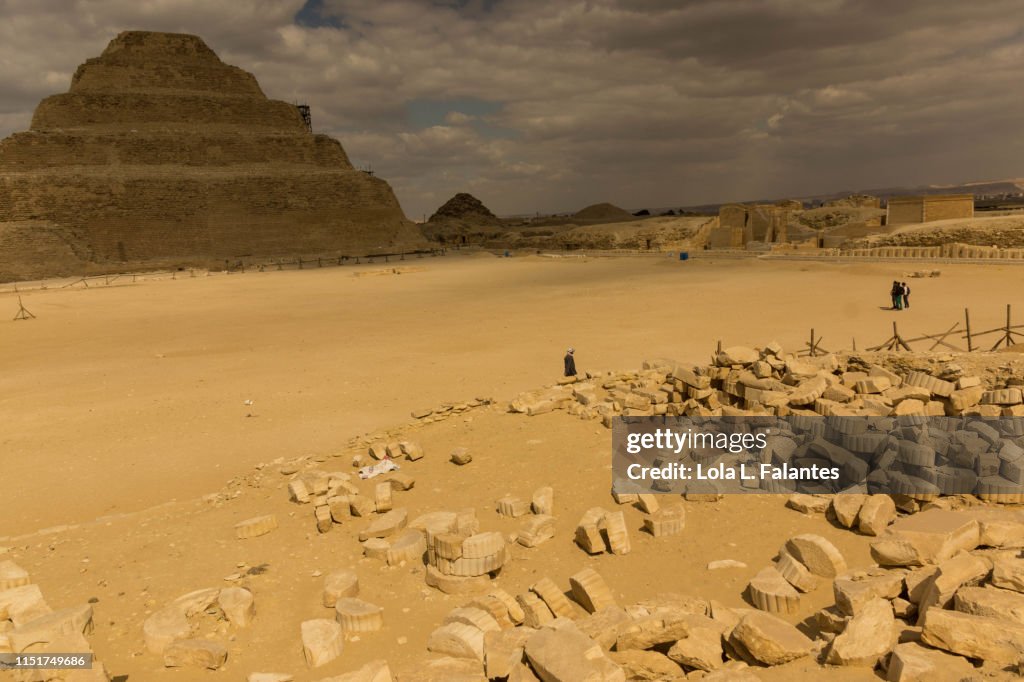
[
  {"left": 281, "top": 441, "right": 424, "bottom": 535},
  {"left": 510, "top": 343, "right": 1024, "bottom": 422},
  {"left": 141, "top": 584, "right": 256, "bottom": 670},
  {"left": 0, "top": 559, "right": 109, "bottom": 681}
]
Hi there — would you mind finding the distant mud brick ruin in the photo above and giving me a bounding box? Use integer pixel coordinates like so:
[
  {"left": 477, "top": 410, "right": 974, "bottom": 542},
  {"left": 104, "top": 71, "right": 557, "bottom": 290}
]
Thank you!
[
  {"left": 707, "top": 202, "right": 792, "bottom": 249},
  {"left": 886, "top": 194, "right": 974, "bottom": 226},
  {"left": 0, "top": 31, "right": 426, "bottom": 283}
]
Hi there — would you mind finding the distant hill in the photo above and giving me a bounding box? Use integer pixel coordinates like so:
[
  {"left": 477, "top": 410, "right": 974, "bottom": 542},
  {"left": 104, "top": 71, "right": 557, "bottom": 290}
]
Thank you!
[{"left": 679, "top": 178, "right": 1024, "bottom": 215}]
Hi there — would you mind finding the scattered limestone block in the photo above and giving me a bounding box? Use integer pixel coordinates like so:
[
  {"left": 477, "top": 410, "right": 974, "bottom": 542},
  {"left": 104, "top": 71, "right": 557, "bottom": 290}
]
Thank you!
[
  {"left": 143, "top": 606, "right": 191, "bottom": 655},
  {"left": 982, "top": 388, "right": 1024, "bottom": 405},
  {"left": 523, "top": 625, "right": 624, "bottom": 682},
  {"left": 855, "top": 376, "right": 891, "bottom": 394},
  {"left": 518, "top": 515, "right": 556, "bottom": 548},
  {"left": 814, "top": 607, "right": 848, "bottom": 635},
  {"left": 385, "top": 529, "right": 426, "bottom": 566},
  {"left": 7, "top": 604, "right": 94, "bottom": 653},
  {"left": 920, "top": 607, "right": 1024, "bottom": 665},
  {"left": 782, "top": 535, "right": 846, "bottom": 577},
  {"left": 991, "top": 551, "right": 1024, "bottom": 592},
  {"left": 915, "top": 552, "right": 990, "bottom": 620},
  {"left": 830, "top": 495, "right": 867, "bottom": 528},
  {"left": 385, "top": 441, "right": 402, "bottom": 458},
  {"left": 315, "top": 505, "right": 333, "bottom": 533},
  {"left": 569, "top": 568, "right": 616, "bottom": 613},
  {"left": 374, "top": 483, "right": 393, "bottom": 513},
  {"left": 870, "top": 509, "right": 979, "bottom": 567},
  {"left": 602, "top": 510, "right": 631, "bottom": 555},
  {"left": 301, "top": 618, "right": 344, "bottom": 667},
  {"left": 728, "top": 611, "right": 814, "bottom": 666},
  {"left": 636, "top": 494, "right": 660, "bottom": 514},
  {"left": 577, "top": 606, "right": 631, "bottom": 650},
  {"left": 0, "top": 584, "right": 50, "bottom": 625},
  {"left": 833, "top": 571, "right": 903, "bottom": 616},
  {"left": 425, "top": 565, "right": 490, "bottom": 595},
  {"left": 856, "top": 495, "right": 896, "bottom": 536},
  {"left": 747, "top": 566, "right": 800, "bottom": 614},
  {"left": 664, "top": 616, "right": 726, "bottom": 671},
  {"left": 322, "top": 570, "right": 359, "bottom": 608},
  {"left": 400, "top": 440, "right": 424, "bottom": 461},
  {"left": 775, "top": 553, "right": 818, "bottom": 593},
  {"left": 163, "top": 638, "right": 228, "bottom": 669},
  {"left": 785, "top": 494, "right": 829, "bottom": 514},
  {"left": 358, "top": 508, "right": 408, "bottom": 541},
  {"left": 445, "top": 606, "right": 502, "bottom": 633},
  {"left": 218, "top": 587, "right": 255, "bottom": 627},
  {"left": 328, "top": 496, "right": 351, "bottom": 522},
  {"left": 362, "top": 538, "right": 390, "bottom": 560},
  {"left": 484, "top": 627, "right": 536, "bottom": 678},
  {"left": 234, "top": 514, "right": 279, "bottom": 540},
  {"left": 450, "top": 447, "right": 472, "bottom": 465},
  {"left": 717, "top": 346, "right": 759, "bottom": 366},
  {"left": 463, "top": 532, "right": 506, "bottom": 559},
  {"left": 0, "top": 561, "right": 30, "bottom": 590},
  {"left": 608, "top": 649, "right": 682, "bottom": 680},
  {"left": 464, "top": 595, "right": 512, "bottom": 630},
  {"left": 368, "top": 442, "right": 388, "bottom": 460},
  {"left": 434, "top": 533, "right": 465, "bottom": 560},
  {"left": 492, "top": 588, "right": 526, "bottom": 625},
  {"left": 335, "top": 598, "right": 384, "bottom": 632},
  {"left": 427, "top": 621, "right": 486, "bottom": 661},
  {"left": 575, "top": 507, "right": 608, "bottom": 554},
  {"left": 643, "top": 505, "right": 685, "bottom": 537},
  {"left": 388, "top": 472, "right": 415, "bottom": 491},
  {"left": 496, "top": 495, "right": 531, "bottom": 518},
  {"left": 289, "top": 480, "right": 311, "bottom": 504},
  {"left": 955, "top": 585, "right": 1024, "bottom": 624},
  {"left": 532, "top": 486, "right": 554, "bottom": 515},
  {"left": 517, "top": 592, "right": 555, "bottom": 628},
  {"left": 885, "top": 641, "right": 976, "bottom": 682},
  {"left": 349, "top": 495, "right": 374, "bottom": 518},
  {"left": 611, "top": 491, "right": 639, "bottom": 505},
  {"left": 825, "top": 598, "right": 894, "bottom": 666},
  {"left": 532, "top": 577, "right": 575, "bottom": 618},
  {"left": 434, "top": 546, "right": 507, "bottom": 579}
]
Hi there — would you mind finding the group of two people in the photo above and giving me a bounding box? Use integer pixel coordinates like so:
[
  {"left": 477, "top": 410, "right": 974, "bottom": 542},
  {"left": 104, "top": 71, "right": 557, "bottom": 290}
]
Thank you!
[{"left": 890, "top": 281, "right": 911, "bottom": 310}]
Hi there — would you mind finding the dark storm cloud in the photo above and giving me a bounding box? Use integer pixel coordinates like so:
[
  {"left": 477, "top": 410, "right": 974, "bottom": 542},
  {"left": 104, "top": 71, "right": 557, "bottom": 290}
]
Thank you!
[{"left": 0, "top": 0, "right": 1021, "bottom": 217}]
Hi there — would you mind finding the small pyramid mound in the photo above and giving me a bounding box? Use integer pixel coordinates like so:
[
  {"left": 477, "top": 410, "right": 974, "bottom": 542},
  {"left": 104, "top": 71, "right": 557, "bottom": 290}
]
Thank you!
[
  {"left": 428, "top": 193, "right": 499, "bottom": 224},
  {"left": 573, "top": 203, "right": 633, "bottom": 222}
]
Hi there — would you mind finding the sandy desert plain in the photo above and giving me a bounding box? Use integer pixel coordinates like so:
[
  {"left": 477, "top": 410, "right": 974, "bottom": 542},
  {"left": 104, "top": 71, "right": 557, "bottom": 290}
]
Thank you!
[{"left": 3, "top": 252, "right": 1024, "bottom": 681}]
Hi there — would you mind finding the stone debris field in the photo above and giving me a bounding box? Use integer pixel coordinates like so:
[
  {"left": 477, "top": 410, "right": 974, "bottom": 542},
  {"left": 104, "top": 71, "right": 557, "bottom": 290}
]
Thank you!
[{"left": 4, "top": 335, "right": 1024, "bottom": 681}]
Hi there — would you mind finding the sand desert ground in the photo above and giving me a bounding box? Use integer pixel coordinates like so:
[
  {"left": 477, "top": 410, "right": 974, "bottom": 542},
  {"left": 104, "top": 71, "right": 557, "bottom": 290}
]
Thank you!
[{"left": 3, "top": 253, "right": 1024, "bottom": 680}]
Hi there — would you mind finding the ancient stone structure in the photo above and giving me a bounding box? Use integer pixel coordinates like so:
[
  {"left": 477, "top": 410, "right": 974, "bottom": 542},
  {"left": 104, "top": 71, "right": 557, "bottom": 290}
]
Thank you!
[
  {"left": 708, "top": 203, "right": 790, "bottom": 248},
  {"left": 0, "top": 31, "right": 425, "bottom": 282},
  {"left": 886, "top": 195, "right": 974, "bottom": 226}
]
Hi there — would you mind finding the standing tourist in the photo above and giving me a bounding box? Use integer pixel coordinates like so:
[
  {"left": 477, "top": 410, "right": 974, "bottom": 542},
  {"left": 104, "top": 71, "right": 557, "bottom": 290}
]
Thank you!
[
  {"left": 901, "top": 282, "right": 911, "bottom": 309},
  {"left": 890, "top": 281, "right": 903, "bottom": 310}
]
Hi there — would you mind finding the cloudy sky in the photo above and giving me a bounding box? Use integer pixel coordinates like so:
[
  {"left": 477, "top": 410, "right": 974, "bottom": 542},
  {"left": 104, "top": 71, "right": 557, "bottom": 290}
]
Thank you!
[{"left": 1, "top": 0, "right": 1022, "bottom": 218}]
